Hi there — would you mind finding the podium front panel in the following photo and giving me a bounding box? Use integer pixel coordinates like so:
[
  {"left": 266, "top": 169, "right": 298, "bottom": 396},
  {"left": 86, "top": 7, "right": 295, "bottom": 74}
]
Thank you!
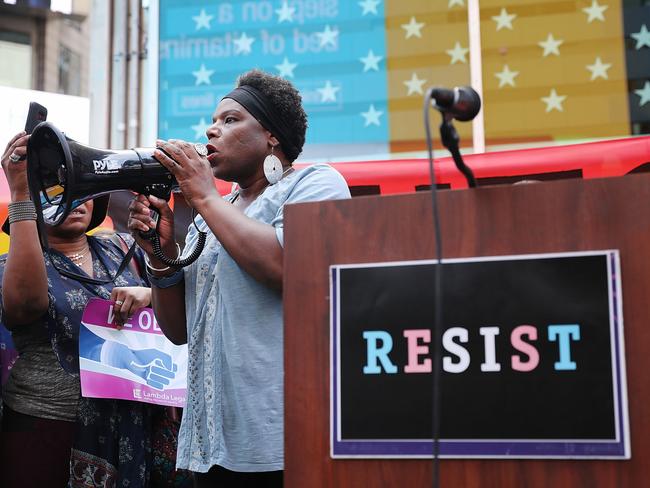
[{"left": 284, "top": 175, "right": 650, "bottom": 487}]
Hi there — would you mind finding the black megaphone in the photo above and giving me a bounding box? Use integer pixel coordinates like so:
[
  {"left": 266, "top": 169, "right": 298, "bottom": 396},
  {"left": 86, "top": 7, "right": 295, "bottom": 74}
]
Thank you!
[
  {"left": 26, "top": 121, "right": 205, "bottom": 267},
  {"left": 27, "top": 121, "right": 176, "bottom": 226}
]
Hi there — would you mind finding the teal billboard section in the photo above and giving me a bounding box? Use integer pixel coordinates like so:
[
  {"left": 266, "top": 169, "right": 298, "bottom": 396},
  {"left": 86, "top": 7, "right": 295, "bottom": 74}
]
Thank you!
[{"left": 158, "top": 0, "right": 388, "bottom": 158}]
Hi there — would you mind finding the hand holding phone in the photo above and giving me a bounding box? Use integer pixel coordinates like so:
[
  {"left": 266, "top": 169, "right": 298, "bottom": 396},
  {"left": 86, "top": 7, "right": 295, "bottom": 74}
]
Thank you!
[
  {"left": 19, "top": 102, "right": 48, "bottom": 162},
  {"left": 24, "top": 102, "right": 48, "bottom": 135}
]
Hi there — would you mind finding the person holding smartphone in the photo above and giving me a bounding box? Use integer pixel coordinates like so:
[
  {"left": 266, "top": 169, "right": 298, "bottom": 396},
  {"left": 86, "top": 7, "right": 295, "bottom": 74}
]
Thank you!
[{"left": 0, "top": 131, "right": 169, "bottom": 487}]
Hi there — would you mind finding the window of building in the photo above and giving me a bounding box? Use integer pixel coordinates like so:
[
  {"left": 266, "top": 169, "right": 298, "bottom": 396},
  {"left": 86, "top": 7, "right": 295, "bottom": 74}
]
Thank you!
[
  {"left": 0, "top": 30, "right": 32, "bottom": 89},
  {"left": 50, "top": 0, "right": 72, "bottom": 14},
  {"left": 58, "top": 44, "right": 81, "bottom": 96}
]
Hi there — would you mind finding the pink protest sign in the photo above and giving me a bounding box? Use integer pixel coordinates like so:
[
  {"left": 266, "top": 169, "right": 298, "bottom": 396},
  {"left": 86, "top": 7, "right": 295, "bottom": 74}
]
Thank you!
[{"left": 79, "top": 298, "right": 187, "bottom": 407}]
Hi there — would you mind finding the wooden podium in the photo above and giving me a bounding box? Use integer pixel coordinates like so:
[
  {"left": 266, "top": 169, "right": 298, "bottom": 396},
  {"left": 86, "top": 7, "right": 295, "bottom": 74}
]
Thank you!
[{"left": 283, "top": 174, "right": 650, "bottom": 487}]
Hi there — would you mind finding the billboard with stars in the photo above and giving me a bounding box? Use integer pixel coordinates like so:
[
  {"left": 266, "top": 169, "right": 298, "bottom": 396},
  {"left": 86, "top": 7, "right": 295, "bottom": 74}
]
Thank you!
[{"left": 158, "top": 0, "right": 650, "bottom": 160}]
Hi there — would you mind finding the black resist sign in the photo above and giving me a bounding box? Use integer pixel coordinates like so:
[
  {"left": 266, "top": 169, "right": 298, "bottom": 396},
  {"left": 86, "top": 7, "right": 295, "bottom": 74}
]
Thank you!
[{"left": 331, "top": 251, "right": 629, "bottom": 458}]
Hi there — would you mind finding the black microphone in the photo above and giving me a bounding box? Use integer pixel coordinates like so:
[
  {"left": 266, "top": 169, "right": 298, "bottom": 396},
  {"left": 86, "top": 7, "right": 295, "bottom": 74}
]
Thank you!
[{"left": 430, "top": 86, "right": 481, "bottom": 122}]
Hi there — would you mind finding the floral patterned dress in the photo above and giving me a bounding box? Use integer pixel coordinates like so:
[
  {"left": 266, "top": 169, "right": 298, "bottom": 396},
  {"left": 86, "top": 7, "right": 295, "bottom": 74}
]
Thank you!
[{"left": 0, "top": 233, "right": 161, "bottom": 487}]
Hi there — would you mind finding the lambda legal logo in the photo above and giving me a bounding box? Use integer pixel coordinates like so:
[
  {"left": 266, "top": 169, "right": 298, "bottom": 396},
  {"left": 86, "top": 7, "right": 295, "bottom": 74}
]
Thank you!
[{"left": 133, "top": 388, "right": 142, "bottom": 399}]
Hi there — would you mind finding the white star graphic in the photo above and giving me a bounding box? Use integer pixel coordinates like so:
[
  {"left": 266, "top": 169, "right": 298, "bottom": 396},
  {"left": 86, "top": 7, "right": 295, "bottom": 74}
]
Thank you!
[
  {"left": 316, "top": 25, "right": 338, "bottom": 48},
  {"left": 538, "top": 33, "right": 563, "bottom": 57},
  {"left": 634, "top": 81, "right": 650, "bottom": 106},
  {"left": 359, "top": 0, "right": 380, "bottom": 15},
  {"left": 233, "top": 32, "right": 255, "bottom": 55},
  {"left": 361, "top": 104, "right": 383, "bottom": 126},
  {"left": 192, "top": 9, "right": 213, "bottom": 31},
  {"left": 494, "top": 65, "right": 519, "bottom": 88},
  {"left": 192, "top": 64, "right": 214, "bottom": 86},
  {"left": 317, "top": 81, "right": 340, "bottom": 103},
  {"left": 448, "top": 0, "right": 465, "bottom": 8},
  {"left": 582, "top": 0, "right": 608, "bottom": 23},
  {"left": 275, "top": 1, "right": 295, "bottom": 23},
  {"left": 275, "top": 57, "right": 297, "bottom": 78},
  {"left": 492, "top": 8, "right": 516, "bottom": 31},
  {"left": 191, "top": 118, "right": 211, "bottom": 140},
  {"left": 359, "top": 49, "right": 383, "bottom": 72},
  {"left": 401, "top": 16, "right": 424, "bottom": 39},
  {"left": 586, "top": 57, "right": 611, "bottom": 80},
  {"left": 541, "top": 89, "right": 567, "bottom": 113},
  {"left": 404, "top": 73, "right": 427, "bottom": 96},
  {"left": 446, "top": 42, "right": 469, "bottom": 64},
  {"left": 631, "top": 24, "right": 650, "bottom": 50}
]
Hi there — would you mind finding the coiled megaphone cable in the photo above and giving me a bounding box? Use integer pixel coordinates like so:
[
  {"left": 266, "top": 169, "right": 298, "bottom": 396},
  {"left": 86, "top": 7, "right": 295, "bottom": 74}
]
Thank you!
[{"left": 146, "top": 211, "right": 206, "bottom": 267}]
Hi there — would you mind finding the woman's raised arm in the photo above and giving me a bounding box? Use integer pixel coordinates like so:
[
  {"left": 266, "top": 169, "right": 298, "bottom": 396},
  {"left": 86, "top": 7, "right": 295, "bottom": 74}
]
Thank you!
[{"left": 1, "top": 132, "right": 49, "bottom": 327}]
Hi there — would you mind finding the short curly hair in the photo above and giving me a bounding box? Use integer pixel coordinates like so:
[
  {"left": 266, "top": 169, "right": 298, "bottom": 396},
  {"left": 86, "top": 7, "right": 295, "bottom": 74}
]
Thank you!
[{"left": 237, "top": 69, "right": 307, "bottom": 162}]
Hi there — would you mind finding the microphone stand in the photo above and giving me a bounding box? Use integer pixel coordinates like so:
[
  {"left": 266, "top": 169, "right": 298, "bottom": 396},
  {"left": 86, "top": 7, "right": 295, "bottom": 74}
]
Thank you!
[
  {"left": 439, "top": 114, "right": 477, "bottom": 188},
  {"left": 423, "top": 88, "right": 444, "bottom": 488},
  {"left": 424, "top": 90, "right": 479, "bottom": 488}
]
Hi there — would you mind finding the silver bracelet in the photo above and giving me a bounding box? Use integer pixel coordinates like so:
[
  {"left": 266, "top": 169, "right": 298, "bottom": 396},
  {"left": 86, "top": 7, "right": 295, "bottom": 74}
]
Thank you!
[
  {"left": 8, "top": 200, "right": 37, "bottom": 225},
  {"left": 144, "top": 243, "right": 182, "bottom": 273}
]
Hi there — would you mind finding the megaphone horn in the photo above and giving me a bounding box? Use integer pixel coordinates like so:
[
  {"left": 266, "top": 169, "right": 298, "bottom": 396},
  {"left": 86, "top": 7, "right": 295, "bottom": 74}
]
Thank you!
[
  {"left": 27, "top": 121, "right": 177, "bottom": 226},
  {"left": 26, "top": 121, "right": 206, "bottom": 268}
]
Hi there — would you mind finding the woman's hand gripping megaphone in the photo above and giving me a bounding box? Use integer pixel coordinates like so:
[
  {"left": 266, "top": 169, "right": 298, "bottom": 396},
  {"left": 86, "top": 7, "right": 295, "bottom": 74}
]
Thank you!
[
  {"left": 128, "top": 138, "right": 210, "bottom": 269},
  {"left": 128, "top": 194, "right": 177, "bottom": 269}
]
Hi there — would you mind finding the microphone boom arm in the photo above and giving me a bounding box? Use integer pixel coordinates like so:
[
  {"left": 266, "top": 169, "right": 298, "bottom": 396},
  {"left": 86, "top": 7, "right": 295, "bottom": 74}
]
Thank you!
[{"left": 439, "top": 114, "right": 477, "bottom": 188}]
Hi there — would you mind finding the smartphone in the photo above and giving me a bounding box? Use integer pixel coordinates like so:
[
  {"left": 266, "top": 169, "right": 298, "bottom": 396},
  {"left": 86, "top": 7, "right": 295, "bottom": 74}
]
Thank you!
[{"left": 24, "top": 101, "right": 48, "bottom": 135}]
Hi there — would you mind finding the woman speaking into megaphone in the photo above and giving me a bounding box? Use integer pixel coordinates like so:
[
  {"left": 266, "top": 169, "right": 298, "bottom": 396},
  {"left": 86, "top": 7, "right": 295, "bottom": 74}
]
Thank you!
[{"left": 127, "top": 69, "right": 350, "bottom": 486}]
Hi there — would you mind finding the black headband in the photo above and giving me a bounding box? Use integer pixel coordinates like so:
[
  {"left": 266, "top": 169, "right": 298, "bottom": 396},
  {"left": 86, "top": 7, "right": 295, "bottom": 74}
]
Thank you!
[{"left": 223, "top": 85, "right": 298, "bottom": 160}]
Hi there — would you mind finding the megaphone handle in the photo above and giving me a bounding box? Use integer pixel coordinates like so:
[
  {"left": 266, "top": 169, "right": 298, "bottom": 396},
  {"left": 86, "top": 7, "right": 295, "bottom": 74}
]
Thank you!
[{"left": 139, "top": 208, "right": 160, "bottom": 240}]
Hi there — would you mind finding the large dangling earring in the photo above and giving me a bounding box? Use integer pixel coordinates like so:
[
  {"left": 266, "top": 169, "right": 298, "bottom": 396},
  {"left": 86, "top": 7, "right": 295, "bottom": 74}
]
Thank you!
[{"left": 263, "top": 145, "right": 283, "bottom": 185}]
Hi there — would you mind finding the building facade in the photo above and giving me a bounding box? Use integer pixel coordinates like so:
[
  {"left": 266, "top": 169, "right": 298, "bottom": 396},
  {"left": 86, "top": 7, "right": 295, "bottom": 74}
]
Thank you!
[{"left": 0, "top": 0, "right": 90, "bottom": 97}]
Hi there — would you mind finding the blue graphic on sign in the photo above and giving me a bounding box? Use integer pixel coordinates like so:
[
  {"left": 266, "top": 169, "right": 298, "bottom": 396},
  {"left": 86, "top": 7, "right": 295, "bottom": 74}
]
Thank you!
[{"left": 158, "top": 0, "right": 388, "bottom": 156}]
